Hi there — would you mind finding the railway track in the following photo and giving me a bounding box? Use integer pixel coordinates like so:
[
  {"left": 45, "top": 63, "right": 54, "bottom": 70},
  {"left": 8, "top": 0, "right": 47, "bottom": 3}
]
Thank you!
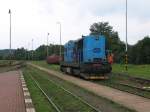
[
  {"left": 116, "top": 73, "right": 150, "bottom": 85},
  {"left": 28, "top": 71, "right": 101, "bottom": 112},
  {"left": 29, "top": 74, "right": 61, "bottom": 112},
  {"left": 107, "top": 82, "right": 150, "bottom": 98},
  {"left": 114, "top": 73, "right": 150, "bottom": 91},
  {"left": 94, "top": 73, "right": 150, "bottom": 99},
  {"left": 117, "top": 83, "right": 150, "bottom": 92},
  {"left": 129, "top": 77, "right": 150, "bottom": 86},
  {"left": 28, "top": 63, "right": 150, "bottom": 112}
]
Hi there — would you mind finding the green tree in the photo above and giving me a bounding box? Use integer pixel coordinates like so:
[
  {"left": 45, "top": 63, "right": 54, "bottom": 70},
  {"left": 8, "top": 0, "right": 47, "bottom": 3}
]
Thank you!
[
  {"left": 13, "top": 48, "right": 27, "bottom": 60},
  {"left": 90, "top": 21, "right": 125, "bottom": 63},
  {"left": 130, "top": 36, "right": 150, "bottom": 64},
  {"left": 34, "top": 44, "right": 64, "bottom": 60},
  {"left": 34, "top": 45, "right": 47, "bottom": 60}
]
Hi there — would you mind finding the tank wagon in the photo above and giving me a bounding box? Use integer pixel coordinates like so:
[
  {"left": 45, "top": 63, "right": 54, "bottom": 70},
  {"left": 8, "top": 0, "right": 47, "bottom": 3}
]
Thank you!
[{"left": 60, "top": 35, "right": 112, "bottom": 79}]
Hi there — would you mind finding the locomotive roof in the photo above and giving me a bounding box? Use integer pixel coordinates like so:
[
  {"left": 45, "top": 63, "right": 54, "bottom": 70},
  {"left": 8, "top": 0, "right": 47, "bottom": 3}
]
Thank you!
[{"left": 65, "top": 35, "right": 105, "bottom": 45}]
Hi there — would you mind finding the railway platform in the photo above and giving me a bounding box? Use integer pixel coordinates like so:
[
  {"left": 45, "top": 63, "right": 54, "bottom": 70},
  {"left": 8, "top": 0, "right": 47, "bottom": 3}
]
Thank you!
[{"left": 0, "top": 70, "right": 35, "bottom": 112}]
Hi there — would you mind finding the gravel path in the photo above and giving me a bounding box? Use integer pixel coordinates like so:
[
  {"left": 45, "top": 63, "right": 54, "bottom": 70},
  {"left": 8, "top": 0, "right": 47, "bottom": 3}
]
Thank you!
[{"left": 30, "top": 63, "right": 150, "bottom": 112}]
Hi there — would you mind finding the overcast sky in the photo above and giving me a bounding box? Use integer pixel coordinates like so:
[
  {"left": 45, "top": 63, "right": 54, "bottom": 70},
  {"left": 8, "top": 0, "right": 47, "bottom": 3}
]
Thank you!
[{"left": 0, "top": 0, "right": 150, "bottom": 50}]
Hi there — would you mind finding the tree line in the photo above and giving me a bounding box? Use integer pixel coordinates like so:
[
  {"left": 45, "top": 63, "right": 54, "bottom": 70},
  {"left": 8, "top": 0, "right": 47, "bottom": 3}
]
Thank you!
[
  {"left": 90, "top": 22, "right": 150, "bottom": 64},
  {"left": 0, "top": 21, "right": 149, "bottom": 64},
  {"left": 0, "top": 44, "right": 64, "bottom": 61}
]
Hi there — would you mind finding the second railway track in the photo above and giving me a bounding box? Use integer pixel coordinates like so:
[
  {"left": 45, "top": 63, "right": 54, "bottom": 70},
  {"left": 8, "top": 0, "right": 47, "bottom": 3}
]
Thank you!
[{"left": 94, "top": 73, "right": 150, "bottom": 99}]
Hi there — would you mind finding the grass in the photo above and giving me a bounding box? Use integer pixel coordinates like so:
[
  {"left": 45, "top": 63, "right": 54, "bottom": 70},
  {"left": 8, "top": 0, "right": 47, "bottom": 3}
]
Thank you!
[
  {"left": 112, "top": 64, "right": 150, "bottom": 79},
  {"left": 94, "top": 75, "right": 150, "bottom": 99},
  {"left": 0, "top": 60, "right": 11, "bottom": 66},
  {"left": 23, "top": 66, "right": 97, "bottom": 112},
  {"left": 30, "top": 61, "right": 150, "bottom": 99},
  {"left": 23, "top": 68, "right": 55, "bottom": 112},
  {"left": 31, "top": 61, "right": 59, "bottom": 71},
  {"left": 0, "top": 60, "right": 19, "bottom": 66},
  {"left": 31, "top": 61, "right": 150, "bottom": 79},
  {"left": 26, "top": 65, "right": 136, "bottom": 112},
  {"left": 0, "top": 66, "right": 11, "bottom": 73},
  {"left": 0, "top": 60, "right": 25, "bottom": 73},
  {"left": 22, "top": 67, "right": 57, "bottom": 112},
  {"left": 92, "top": 64, "right": 150, "bottom": 98}
]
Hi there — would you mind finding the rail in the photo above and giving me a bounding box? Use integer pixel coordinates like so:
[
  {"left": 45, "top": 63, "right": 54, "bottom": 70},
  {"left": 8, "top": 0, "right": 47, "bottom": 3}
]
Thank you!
[
  {"left": 28, "top": 71, "right": 101, "bottom": 112},
  {"left": 29, "top": 74, "right": 61, "bottom": 112}
]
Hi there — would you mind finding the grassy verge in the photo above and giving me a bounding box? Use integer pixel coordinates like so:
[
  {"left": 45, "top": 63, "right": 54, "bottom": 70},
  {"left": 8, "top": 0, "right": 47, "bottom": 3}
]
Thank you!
[
  {"left": 0, "top": 60, "right": 11, "bottom": 66},
  {"left": 0, "top": 60, "right": 19, "bottom": 66},
  {"left": 31, "top": 61, "right": 150, "bottom": 99},
  {"left": 25, "top": 65, "right": 136, "bottom": 112},
  {"left": 31, "top": 61, "right": 150, "bottom": 79},
  {"left": 0, "top": 66, "right": 10, "bottom": 73},
  {"left": 22, "top": 67, "right": 58, "bottom": 112},
  {"left": 31, "top": 61, "right": 59, "bottom": 71},
  {"left": 0, "top": 61, "right": 25, "bottom": 73},
  {"left": 23, "top": 66, "right": 97, "bottom": 112},
  {"left": 112, "top": 64, "right": 150, "bottom": 79}
]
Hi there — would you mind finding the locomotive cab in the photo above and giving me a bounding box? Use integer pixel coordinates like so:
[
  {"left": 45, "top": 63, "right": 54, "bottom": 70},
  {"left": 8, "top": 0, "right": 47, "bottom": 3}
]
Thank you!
[{"left": 78, "top": 35, "right": 111, "bottom": 77}]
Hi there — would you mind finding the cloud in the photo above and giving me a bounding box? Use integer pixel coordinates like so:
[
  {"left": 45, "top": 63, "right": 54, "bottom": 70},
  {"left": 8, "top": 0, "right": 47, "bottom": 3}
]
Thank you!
[
  {"left": 0, "top": 0, "right": 149, "bottom": 49},
  {"left": 128, "top": 0, "right": 150, "bottom": 20}
]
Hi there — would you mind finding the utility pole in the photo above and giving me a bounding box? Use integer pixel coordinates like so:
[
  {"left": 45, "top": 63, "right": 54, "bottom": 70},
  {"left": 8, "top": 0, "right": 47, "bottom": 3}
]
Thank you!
[
  {"left": 25, "top": 45, "right": 28, "bottom": 61},
  {"left": 125, "top": 0, "right": 128, "bottom": 71},
  {"left": 57, "top": 22, "right": 62, "bottom": 58},
  {"left": 8, "top": 9, "right": 12, "bottom": 63},
  {"left": 28, "top": 43, "right": 30, "bottom": 60},
  {"left": 25, "top": 47, "right": 27, "bottom": 61},
  {"left": 47, "top": 33, "right": 49, "bottom": 57},
  {"left": 53, "top": 41, "right": 55, "bottom": 54}
]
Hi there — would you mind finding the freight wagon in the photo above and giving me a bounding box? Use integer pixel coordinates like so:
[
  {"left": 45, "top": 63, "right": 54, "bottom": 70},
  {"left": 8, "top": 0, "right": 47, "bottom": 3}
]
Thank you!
[
  {"left": 46, "top": 55, "right": 61, "bottom": 64},
  {"left": 60, "top": 35, "right": 112, "bottom": 79}
]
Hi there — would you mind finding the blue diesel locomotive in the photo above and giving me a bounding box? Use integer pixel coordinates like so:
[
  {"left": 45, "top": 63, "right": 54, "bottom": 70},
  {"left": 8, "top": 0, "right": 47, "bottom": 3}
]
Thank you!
[{"left": 60, "top": 35, "right": 112, "bottom": 79}]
